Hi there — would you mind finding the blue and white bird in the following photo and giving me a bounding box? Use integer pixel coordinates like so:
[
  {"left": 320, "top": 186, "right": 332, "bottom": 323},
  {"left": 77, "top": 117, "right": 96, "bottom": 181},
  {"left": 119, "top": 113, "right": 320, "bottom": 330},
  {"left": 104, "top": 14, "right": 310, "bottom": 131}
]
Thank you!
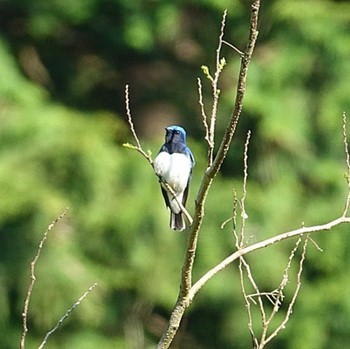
[{"left": 153, "top": 125, "right": 195, "bottom": 231}]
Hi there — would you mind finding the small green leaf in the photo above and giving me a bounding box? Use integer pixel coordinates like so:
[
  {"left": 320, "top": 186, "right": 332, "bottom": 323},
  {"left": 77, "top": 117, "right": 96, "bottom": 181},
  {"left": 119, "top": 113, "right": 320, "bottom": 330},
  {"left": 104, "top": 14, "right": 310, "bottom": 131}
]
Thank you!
[
  {"left": 123, "top": 143, "right": 138, "bottom": 150},
  {"left": 219, "top": 57, "right": 226, "bottom": 71},
  {"left": 201, "top": 65, "right": 213, "bottom": 81}
]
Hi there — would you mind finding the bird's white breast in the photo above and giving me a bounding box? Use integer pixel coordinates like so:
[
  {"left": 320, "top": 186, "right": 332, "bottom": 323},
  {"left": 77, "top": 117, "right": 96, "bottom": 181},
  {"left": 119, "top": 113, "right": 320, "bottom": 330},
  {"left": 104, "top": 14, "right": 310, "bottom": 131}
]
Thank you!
[{"left": 154, "top": 152, "right": 191, "bottom": 192}]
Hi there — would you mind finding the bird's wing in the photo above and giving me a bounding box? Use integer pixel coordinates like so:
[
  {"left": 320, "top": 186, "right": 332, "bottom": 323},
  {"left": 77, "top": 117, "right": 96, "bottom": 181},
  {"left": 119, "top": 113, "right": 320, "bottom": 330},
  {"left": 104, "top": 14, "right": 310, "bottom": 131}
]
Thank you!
[
  {"left": 161, "top": 186, "right": 171, "bottom": 209},
  {"left": 182, "top": 146, "right": 194, "bottom": 207},
  {"left": 187, "top": 147, "right": 195, "bottom": 167},
  {"left": 182, "top": 178, "right": 190, "bottom": 207}
]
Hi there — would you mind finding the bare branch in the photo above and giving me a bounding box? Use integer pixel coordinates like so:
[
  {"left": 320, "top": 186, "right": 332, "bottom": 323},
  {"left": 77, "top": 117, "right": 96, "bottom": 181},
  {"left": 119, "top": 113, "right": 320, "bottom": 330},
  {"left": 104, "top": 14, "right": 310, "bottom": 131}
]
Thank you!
[
  {"left": 259, "top": 237, "right": 302, "bottom": 345},
  {"left": 238, "top": 130, "right": 251, "bottom": 247},
  {"left": 309, "top": 236, "right": 323, "bottom": 252},
  {"left": 209, "top": 1, "right": 259, "bottom": 177},
  {"left": 239, "top": 236, "right": 310, "bottom": 348},
  {"left": 125, "top": 84, "right": 141, "bottom": 150},
  {"left": 124, "top": 85, "right": 153, "bottom": 165},
  {"left": 263, "top": 236, "right": 309, "bottom": 346},
  {"left": 20, "top": 208, "right": 69, "bottom": 349},
  {"left": 342, "top": 112, "right": 350, "bottom": 216},
  {"left": 190, "top": 216, "right": 350, "bottom": 300},
  {"left": 207, "top": 10, "right": 227, "bottom": 166},
  {"left": 197, "top": 77, "right": 211, "bottom": 147},
  {"left": 271, "top": 237, "right": 302, "bottom": 315},
  {"left": 239, "top": 257, "right": 265, "bottom": 347},
  {"left": 222, "top": 39, "right": 244, "bottom": 57},
  {"left": 236, "top": 131, "right": 262, "bottom": 346},
  {"left": 38, "top": 283, "right": 98, "bottom": 349}
]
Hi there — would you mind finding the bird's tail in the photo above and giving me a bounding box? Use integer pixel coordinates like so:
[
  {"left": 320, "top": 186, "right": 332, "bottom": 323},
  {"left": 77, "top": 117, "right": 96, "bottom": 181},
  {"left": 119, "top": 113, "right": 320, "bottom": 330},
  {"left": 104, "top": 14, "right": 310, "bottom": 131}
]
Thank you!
[{"left": 170, "top": 212, "right": 185, "bottom": 231}]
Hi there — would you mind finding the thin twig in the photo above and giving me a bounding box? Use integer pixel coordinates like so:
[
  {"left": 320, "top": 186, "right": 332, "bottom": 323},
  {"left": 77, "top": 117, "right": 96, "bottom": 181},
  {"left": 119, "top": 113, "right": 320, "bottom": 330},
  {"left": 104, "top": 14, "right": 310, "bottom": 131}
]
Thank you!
[
  {"left": 124, "top": 85, "right": 153, "bottom": 165},
  {"left": 273, "top": 237, "right": 302, "bottom": 312},
  {"left": 237, "top": 131, "right": 261, "bottom": 346},
  {"left": 342, "top": 112, "right": 350, "bottom": 216},
  {"left": 247, "top": 290, "right": 281, "bottom": 306},
  {"left": 260, "top": 237, "right": 302, "bottom": 345},
  {"left": 210, "top": 1, "right": 259, "bottom": 177},
  {"left": 239, "top": 130, "right": 251, "bottom": 247},
  {"left": 222, "top": 39, "right": 244, "bottom": 57},
  {"left": 197, "top": 78, "right": 211, "bottom": 146},
  {"left": 221, "top": 216, "right": 233, "bottom": 229},
  {"left": 263, "top": 236, "right": 309, "bottom": 346},
  {"left": 20, "top": 208, "right": 69, "bottom": 349},
  {"left": 241, "top": 236, "right": 308, "bottom": 348},
  {"left": 309, "top": 236, "right": 323, "bottom": 252},
  {"left": 125, "top": 84, "right": 142, "bottom": 150},
  {"left": 231, "top": 190, "right": 239, "bottom": 243},
  {"left": 239, "top": 257, "right": 265, "bottom": 347},
  {"left": 37, "top": 283, "right": 98, "bottom": 349},
  {"left": 239, "top": 260, "right": 258, "bottom": 347},
  {"left": 207, "top": 10, "right": 228, "bottom": 166}
]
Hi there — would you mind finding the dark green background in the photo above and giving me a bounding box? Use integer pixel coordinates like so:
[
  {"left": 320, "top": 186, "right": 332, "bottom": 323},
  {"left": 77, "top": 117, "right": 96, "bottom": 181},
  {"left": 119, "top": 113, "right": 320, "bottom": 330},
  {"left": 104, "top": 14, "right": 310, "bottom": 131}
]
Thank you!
[{"left": 1, "top": 0, "right": 350, "bottom": 348}]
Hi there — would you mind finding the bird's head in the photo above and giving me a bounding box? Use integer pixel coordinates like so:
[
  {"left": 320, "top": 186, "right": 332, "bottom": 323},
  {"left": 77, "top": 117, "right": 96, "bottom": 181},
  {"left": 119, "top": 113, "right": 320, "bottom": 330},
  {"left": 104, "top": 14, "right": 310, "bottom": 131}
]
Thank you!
[{"left": 165, "top": 125, "right": 187, "bottom": 144}]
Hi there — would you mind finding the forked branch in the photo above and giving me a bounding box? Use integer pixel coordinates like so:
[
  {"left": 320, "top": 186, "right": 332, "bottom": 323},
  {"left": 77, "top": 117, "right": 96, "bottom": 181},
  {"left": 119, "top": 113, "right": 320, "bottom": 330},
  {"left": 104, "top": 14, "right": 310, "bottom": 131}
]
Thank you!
[
  {"left": 20, "top": 209, "right": 68, "bottom": 349},
  {"left": 20, "top": 209, "right": 97, "bottom": 349},
  {"left": 157, "top": 2, "right": 261, "bottom": 348},
  {"left": 190, "top": 215, "right": 350, "bottom": 301}
]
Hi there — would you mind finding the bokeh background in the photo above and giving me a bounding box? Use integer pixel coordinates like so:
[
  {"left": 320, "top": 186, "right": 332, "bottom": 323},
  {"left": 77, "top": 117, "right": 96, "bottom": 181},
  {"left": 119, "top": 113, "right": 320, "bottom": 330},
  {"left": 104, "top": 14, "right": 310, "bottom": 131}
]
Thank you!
[{"left": 1, "top": 0, "right": 350, "bottom": 348}]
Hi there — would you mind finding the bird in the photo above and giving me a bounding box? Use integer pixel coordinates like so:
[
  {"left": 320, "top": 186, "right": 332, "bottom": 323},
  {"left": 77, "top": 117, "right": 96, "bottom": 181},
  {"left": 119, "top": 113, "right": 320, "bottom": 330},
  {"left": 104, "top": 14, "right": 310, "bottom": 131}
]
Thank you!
[{"left": 153, "top": 125, "right": 195, "bottom": 231}]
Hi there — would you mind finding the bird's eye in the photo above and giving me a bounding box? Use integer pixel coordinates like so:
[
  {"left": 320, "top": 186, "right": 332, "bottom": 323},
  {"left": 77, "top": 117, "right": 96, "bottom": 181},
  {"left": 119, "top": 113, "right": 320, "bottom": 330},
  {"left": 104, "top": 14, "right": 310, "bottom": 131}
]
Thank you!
[{"left": 175, "top": 130, "right": 180, "bottom": 135}]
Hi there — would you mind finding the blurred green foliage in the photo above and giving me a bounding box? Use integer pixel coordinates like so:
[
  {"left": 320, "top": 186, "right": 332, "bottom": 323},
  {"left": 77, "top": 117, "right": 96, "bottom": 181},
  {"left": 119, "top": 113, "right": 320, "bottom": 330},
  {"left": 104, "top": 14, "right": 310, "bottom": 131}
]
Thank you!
[{"left": 1, "top": 0, "right": 350, "bottom": 348}]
